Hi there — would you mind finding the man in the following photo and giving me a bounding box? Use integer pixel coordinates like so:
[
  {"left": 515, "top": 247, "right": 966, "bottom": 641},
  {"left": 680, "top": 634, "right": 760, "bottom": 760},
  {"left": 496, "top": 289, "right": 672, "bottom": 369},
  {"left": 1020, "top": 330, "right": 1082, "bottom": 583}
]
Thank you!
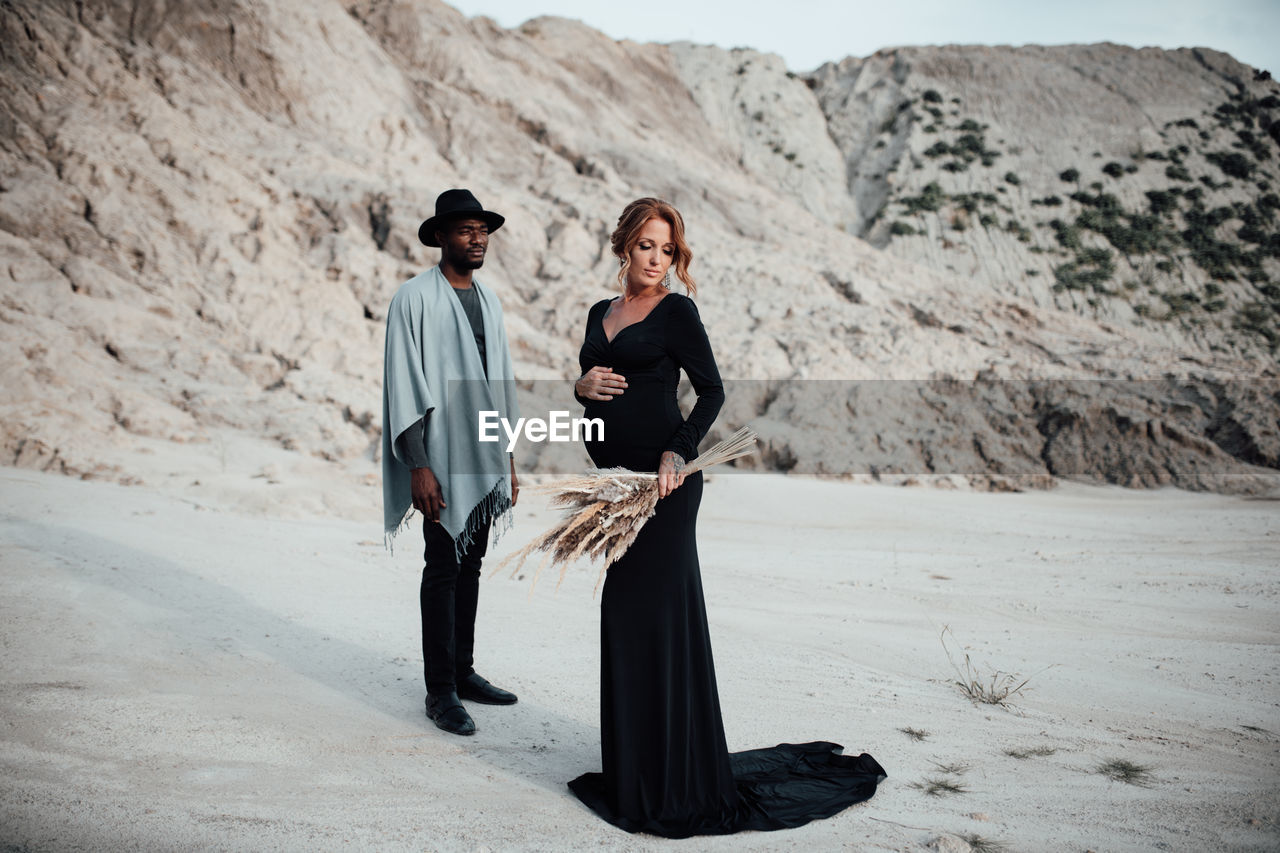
[{"left": 382, "top": 188, "right": 521, "bottom": 736}]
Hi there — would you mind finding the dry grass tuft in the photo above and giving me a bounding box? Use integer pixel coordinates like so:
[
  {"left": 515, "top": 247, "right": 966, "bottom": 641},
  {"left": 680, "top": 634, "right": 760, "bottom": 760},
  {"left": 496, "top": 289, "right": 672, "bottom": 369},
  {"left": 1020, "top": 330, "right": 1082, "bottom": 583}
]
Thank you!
[
  {"left": 932, "top": 761, "right": 970, "bottom": 775},
  {"left": 909, "top": 777, "right": 970, "bottom": 797},
  {"left": 1096, "top": 758, "right": 1155, "bottom": 786},
  {"left": 492, "top": 427, "right": 757, "bottom": 595},
  {"left": 1004, "top": 745, "right": 1057, "bottom": 759},
  {"left": 941, "top": 626, "right": 1036, "bottom": 706},
  {"left": 899, "top": 726, "right": 930, "bottom": 741},
  {"left": 958, "top": 833, "right": 1009, "bottom": 852}
]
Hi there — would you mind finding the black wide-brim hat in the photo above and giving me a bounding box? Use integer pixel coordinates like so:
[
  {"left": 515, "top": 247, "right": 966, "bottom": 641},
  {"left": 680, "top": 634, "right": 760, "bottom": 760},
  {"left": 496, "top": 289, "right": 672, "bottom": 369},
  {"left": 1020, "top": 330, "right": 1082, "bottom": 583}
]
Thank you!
[{"left": 418, "top": 188, "right": 505, "bottom": 247}]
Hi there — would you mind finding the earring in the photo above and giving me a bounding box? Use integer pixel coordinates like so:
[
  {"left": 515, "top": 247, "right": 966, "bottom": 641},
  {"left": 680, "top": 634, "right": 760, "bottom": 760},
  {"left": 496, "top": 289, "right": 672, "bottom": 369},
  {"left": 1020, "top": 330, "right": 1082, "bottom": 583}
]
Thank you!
[{"left": 662, "top": 269, "right": 672, "bottom": 289}]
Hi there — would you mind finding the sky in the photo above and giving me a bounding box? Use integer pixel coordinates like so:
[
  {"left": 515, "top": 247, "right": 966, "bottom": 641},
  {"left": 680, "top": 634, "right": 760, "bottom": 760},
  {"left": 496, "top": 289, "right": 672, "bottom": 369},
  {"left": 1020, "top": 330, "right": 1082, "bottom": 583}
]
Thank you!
[{"left": 446, "top": 0, "right": 1279, "bottom": 76}]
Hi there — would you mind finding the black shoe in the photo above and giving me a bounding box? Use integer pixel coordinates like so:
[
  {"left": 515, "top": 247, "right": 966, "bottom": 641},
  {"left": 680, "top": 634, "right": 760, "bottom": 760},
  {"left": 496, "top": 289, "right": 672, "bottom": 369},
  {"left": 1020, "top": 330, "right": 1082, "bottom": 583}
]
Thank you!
[
  {"left": 425, "top": 691, "right": 476, "bottom": 736},
  {"left": 457, "top": 672, "right": 518, "bottom": 705}
]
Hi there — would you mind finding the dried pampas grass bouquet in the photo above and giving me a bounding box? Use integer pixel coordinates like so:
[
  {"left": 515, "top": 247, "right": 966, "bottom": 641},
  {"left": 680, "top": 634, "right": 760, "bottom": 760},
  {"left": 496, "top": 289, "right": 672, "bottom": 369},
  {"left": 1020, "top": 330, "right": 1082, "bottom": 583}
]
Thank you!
[{"left": 492, "top": 426, "right": 758, "bottom": 596}]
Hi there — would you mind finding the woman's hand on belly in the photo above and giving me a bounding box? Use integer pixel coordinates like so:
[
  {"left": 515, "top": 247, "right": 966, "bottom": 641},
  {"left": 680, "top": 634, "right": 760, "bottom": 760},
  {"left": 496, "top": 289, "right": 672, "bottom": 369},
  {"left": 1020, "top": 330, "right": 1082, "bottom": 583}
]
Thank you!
[
  {"left": 576, "top": 365, "right": 628, "bottom": 401},
  {"left": 657, "top": 450, "right": 687, "bottom": 498}
]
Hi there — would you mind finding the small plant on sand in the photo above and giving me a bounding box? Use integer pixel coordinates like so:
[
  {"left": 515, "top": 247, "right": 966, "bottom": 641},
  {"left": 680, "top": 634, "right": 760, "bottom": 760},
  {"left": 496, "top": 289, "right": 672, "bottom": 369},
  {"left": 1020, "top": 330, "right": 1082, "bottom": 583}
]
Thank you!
[
  {"left": 959, "top": 833, "right": 1009, "bottom": 853},
  {"left": 910, "top": 777, "right": 970, "bottom": 796},
  {"left": 1096, "top": 758, "right": 1155, "bottom": 786},
  {"left": 899, "top": 726, "right": 930, "bottom": 741},
  {"left": 1004, "top": 745, "right": 1057, "bottom": 759},
  {"left": 941, "top": 626, "right": 1035, "bottom": 706},
  {"left": 932, "top": 761, "right": 970, "bottom": 774}
]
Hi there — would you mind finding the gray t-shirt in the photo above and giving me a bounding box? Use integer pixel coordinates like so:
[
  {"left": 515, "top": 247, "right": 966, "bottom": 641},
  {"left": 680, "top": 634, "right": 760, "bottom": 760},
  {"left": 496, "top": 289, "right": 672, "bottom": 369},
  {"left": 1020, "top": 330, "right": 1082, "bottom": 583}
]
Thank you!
[{"left": 452, "top": 284, "right": 487, "bottom": 375}]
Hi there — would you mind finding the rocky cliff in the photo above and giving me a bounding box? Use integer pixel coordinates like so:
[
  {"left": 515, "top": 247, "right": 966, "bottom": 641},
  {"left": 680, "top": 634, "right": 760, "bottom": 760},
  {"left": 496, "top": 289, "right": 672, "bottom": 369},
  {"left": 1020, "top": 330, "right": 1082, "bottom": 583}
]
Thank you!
[
  {"left": 810, "top": 45, "right": 1280, "bottom": 350},
  {"left": 1, "top": 0, "right": 1277, "bottom": 512}
]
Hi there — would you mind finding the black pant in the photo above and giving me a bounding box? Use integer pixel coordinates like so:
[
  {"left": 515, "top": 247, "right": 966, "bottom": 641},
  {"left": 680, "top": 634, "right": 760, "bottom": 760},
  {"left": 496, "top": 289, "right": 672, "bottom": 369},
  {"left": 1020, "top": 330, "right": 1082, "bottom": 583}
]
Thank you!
[{"left": 420, "top": 518, "right": 489, "bottom": 696}]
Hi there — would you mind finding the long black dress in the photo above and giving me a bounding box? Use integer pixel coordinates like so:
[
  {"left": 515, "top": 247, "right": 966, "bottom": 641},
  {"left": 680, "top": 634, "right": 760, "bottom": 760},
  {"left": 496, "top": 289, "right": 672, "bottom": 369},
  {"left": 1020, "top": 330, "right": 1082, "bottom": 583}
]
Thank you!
[{"left": 567, "top": 294, "right": 886, "bottom": 838}]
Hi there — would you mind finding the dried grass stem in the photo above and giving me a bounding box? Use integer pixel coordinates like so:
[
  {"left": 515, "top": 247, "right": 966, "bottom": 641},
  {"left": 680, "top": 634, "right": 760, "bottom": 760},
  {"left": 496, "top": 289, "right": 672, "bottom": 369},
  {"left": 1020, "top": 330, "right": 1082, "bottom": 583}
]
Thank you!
[{"left": 493, "top": 427, "right": 758, "bottom": 595}]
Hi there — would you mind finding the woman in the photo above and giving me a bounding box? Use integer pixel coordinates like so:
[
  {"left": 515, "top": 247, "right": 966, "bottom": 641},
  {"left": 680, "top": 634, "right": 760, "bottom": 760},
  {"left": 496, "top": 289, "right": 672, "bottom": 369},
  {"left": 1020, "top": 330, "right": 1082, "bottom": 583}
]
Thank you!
[{"left": 567, "top": 198, "right": 885, "bottom": 837}]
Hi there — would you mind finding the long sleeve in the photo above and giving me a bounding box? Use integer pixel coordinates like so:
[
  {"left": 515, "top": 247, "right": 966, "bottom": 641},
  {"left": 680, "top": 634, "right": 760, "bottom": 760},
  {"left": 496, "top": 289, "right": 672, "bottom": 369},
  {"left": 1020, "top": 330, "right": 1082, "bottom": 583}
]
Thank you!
[
  {"left": 663, "top": 297, "right": 724, "bottom": 461},
  {"left": 396, "top": 413, "right": 431, "bottom": 469}
]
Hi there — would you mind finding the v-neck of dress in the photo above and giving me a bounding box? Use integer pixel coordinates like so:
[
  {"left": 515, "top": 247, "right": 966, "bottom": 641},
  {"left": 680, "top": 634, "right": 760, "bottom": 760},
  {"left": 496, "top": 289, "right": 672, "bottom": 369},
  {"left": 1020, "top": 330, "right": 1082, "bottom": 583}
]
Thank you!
[{"left": 602, "top": 293, "right": 671, "bottom": 345}]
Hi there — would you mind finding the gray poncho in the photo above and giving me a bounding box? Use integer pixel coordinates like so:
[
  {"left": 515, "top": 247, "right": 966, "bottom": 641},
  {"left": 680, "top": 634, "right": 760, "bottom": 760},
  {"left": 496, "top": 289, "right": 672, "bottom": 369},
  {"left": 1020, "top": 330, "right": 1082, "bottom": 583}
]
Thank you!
[{"left": 381, "top": 266, "right": 519, "bottom": 553}]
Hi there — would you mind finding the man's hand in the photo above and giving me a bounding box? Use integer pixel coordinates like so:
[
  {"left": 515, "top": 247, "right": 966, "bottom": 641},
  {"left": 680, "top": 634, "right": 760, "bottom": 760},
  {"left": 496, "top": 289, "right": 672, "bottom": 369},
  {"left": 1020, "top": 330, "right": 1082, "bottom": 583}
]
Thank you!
[
  {"left": 411, "top": 466, "right": 446, "bottom": 522},
  {"left": 510, "top": 456, "right": 520, "bottom": 507}
]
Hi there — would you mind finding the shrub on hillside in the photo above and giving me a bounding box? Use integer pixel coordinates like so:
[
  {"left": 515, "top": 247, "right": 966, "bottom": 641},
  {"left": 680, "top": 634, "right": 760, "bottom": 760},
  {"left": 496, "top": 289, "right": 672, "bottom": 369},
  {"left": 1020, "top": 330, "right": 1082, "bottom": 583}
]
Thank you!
[
  {"left": 1182, "top": 210, "right": 1248, "bottom": 280},
  {"left": 1206, "top": 150, "right": 1254, "bottom": 180},
  {"left": 1235, "top": 302, "right": 1279, "bottom": 350},
  {"left": 953, "top": 133, "right": 985, "bottom": 157},
  {"left": 1005, "top": 219, "right": 1032, "bottom": 242},
  {"left": 1161, "top": 291, "right": 1201, "bottom": 315},
  {"left": 1053, "top": 248, "right": 1115, "bottom": 293},
  {"left": 901, "top": 182, "right": 946, "bottom": 214},
  {"left": 1146, "top": 190, "right": 1179, "bottom": 215},
  {"left": 1050, "top": 219, "right": 1082, "bottom": 250}
]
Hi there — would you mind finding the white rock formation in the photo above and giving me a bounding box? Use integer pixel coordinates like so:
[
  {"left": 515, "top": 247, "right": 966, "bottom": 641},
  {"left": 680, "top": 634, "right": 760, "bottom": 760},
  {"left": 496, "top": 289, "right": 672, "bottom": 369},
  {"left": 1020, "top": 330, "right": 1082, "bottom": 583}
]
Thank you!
[
  {"left": 0, "top": 0, "right": 1275, "bottom": 504},
  {"left": 807, "top": 44, "right": 1280, "bottom": 349}
]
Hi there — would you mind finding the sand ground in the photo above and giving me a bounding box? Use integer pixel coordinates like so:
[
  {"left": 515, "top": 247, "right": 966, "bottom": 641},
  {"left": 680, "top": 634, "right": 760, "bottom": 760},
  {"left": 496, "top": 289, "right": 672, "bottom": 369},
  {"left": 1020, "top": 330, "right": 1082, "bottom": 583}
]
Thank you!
[{"left": 1, "top": 467, "right": 1277, "bottom": 851}]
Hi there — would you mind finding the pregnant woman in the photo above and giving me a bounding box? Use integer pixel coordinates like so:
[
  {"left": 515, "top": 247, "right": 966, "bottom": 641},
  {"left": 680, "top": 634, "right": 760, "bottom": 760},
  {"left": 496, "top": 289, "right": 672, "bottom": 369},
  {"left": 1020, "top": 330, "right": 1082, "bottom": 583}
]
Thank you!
[{"left": 567, "top": 198, "right": 885, "bottom": 837}]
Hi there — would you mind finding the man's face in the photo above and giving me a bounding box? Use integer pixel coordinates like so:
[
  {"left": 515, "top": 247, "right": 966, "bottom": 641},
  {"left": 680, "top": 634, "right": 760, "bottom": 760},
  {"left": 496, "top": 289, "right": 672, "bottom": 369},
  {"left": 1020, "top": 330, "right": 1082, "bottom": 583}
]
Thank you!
[{"left": 438, "top": 218, "right": 489, "bottom": 269}]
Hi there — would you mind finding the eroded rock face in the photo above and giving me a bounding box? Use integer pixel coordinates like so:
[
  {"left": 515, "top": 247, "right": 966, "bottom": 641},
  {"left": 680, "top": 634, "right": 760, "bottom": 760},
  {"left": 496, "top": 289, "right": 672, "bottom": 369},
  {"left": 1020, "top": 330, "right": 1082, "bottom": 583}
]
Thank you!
[
  {"left": 805, "top": 45, "right": 1280, "bottom": 349},
  {"left": 0, "top": 0, "right": 1276, "bottom": 508},
  {"left": 667, "top": 43, "right": 855, "bottom": 229}
]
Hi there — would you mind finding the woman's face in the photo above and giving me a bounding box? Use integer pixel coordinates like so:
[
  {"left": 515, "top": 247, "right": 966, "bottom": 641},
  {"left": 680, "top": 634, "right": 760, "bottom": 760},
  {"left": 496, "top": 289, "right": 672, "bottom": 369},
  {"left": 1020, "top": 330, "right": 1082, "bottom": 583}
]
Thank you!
[{"left": 626, "top": 217, "right": 674, "bottom": 290}]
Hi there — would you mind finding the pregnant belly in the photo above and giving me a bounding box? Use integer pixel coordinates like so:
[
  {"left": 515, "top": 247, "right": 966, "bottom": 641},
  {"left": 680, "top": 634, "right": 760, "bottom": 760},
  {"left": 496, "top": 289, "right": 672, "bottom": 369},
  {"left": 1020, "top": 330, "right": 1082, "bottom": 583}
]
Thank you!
[{"left": 582, "top": 385, "right": 681, "bottom": 471}]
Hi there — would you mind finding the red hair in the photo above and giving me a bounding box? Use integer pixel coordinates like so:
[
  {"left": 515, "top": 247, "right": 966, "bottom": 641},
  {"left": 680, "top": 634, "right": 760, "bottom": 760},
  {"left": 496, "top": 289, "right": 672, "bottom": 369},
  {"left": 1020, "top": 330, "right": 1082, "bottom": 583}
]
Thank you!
[{"left": 609, "top": 198, "right": 697, "bottom": 297}]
